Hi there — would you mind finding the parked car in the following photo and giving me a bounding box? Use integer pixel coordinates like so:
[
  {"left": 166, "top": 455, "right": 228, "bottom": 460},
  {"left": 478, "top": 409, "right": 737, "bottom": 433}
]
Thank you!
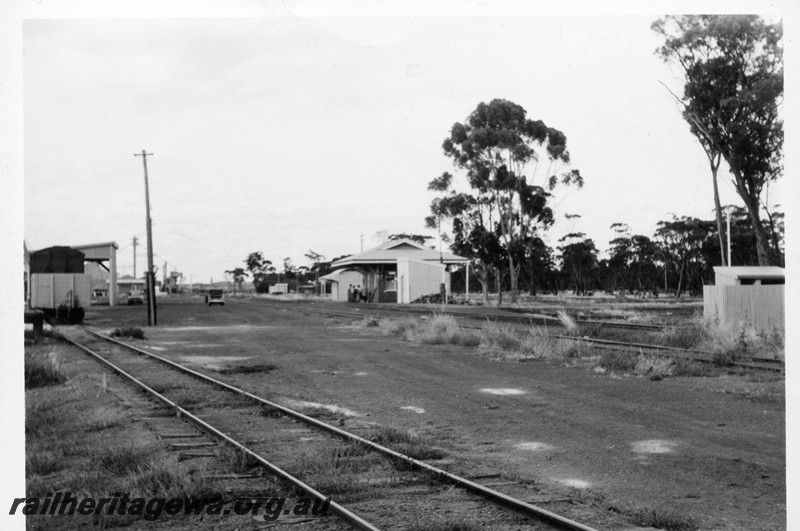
[
  {"left": 205, "top": 289, "right": 225, "bottom": 306},
  {"left": 127, "top": 289, "right": 144, "bottom": 305}
]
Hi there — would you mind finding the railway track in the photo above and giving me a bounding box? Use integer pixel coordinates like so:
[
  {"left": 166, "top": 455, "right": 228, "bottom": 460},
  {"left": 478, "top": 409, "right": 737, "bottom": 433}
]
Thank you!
[
  {"left": 57, "top": 326, "right": 600, "bottom": 530},
  {"left": 302, "top": 301, "right": 691, "bottom": 332},
  {"left": 298, "top": 305, "right": 783, "bottom": 373}
]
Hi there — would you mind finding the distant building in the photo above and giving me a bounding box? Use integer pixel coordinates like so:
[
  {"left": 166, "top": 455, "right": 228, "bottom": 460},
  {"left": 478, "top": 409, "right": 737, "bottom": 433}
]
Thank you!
[
  {"left": 324, "top": 238, "right": 468, "bottom": 303},
  {"left": 703, "top": 266, "right": 785, "bottom": 330}
]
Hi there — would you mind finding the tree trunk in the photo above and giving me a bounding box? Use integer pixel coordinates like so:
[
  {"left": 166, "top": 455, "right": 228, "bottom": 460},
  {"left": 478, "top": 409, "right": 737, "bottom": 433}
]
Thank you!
[
  {"left": 475, "top": 263, "right": 490, "bottom": 305},
  {"left": 740, "top": 192, "right": 772, "bottom": 265},
  {"left": 495, "top": 266, "right": 503, "bottom": 307},
  {"left": 675, "top": 260, "right": 685, "bottom": 299},
  {"left": 710, "top": 162, "right": 727, "bottom": 266},
  {"left": 731, "top": 168, "right": 773, "bottom": 266},
  {"left": 507, "top": 254, "right": 519, "bottom": 302}
]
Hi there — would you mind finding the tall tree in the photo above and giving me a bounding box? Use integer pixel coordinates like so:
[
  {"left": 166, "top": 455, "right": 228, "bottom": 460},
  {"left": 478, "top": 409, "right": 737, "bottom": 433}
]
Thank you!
[
  {"left": 557, "top": 233, "right": 598, "bottom": 296},
  {"left": 653, "top": 15, "right": 783, "bottom": 265},
  {"left": 426, "top": 174, "right": 503, "bottom": 304},
  {"left": 653, "top": 216, "right": 716, "bottom": 297},
  {"left": 245, "top": 252, "right": 272, "bottom": 292},
  {"left": 225, "top": 267, "right": 248, "bottom": 294},
  {"left": 437, "top": 99, "right": 583, "bottom": 301}
]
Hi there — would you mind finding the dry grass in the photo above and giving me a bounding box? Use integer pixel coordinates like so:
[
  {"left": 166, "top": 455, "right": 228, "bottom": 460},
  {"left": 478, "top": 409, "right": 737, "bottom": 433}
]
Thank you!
[
  {"left": 628, "top": 506, "right": 699, "bottom": 531},
  {"left": 25, "top": 348, "right": 67, "bottom": 389},
  {"left": 363, "top": 314, "right": 480, "bottom": 347},
  {"left": 289, "top": 443, "right": 386, "bottom": 498},
  {"left": 370, "top": 427, "right": 448, "bottom": 460},
  {"left": 657, "top": 314, "right": 784, "bottom": 363}
]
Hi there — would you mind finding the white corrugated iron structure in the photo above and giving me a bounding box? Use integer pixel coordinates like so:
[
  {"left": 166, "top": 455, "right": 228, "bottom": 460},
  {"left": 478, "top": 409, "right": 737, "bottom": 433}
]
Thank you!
[
  {"left": 703, "top": 266, "right": 785, "bottom": 330},
  {"left": 324, "top": 238, "right": 468, "bottom": 303}
]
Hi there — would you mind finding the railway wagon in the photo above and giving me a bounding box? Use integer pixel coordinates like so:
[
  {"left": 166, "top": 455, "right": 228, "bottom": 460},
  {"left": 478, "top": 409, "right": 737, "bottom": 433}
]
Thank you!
[
  {"left": 30, "top": 273, "right": 92, "bottom": 323},
  {"left": 28, "top": 246, "right": 90, "bottom": 323}
]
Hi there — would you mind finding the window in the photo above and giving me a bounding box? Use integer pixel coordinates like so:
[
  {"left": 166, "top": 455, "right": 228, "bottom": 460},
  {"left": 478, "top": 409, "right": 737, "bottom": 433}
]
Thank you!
[{"left": 384, "top": 270, "right": 397, "bottom": 292}]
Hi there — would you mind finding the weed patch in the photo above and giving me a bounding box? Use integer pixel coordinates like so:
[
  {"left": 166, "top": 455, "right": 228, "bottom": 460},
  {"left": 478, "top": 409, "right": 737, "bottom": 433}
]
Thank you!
[
  {"left": 98, "top": 444, "right": 151, "bottom": 475},
  {"left": 599, "top": 351, "right": 638, "bottom": 372},
  {"left": 217, "top": 446, "right": 261, "bottom": 473},
  {"left": 110, "top": 327, "right": 145, "bottom": 339},
  {"left": 629, "top": 506, "right": 698, "bottom": 531},
  {"left": 370, "top": 427, "right": 447, "bottom": 460},
  {"left": 25, "top": 350, "right": 66, "bottom": 389}
]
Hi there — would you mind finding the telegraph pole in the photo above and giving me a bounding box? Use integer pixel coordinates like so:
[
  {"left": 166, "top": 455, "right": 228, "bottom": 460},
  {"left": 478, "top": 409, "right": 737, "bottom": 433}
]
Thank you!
[
  {"left": 132, "top": 236, "right": 138, "bottom": 278},
  {"left": 134, "top": 150, "right": 157, "bottom": 326}
]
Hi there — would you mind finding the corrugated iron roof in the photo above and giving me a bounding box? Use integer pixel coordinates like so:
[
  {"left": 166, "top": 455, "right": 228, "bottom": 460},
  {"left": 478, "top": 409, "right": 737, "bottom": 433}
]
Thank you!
[
  {"left": 713, "top": 266, "right": 785, "bottom": 280},
  {"left": 331, "top": 238, "right": 467, "bottom": 268}
]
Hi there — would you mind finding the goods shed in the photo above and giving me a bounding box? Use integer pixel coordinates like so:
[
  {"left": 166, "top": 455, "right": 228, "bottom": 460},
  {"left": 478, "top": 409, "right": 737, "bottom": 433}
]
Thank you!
[
  {"left": 327, "top": 238, "right": 468, "bottom": 303},
  {"left": 703, "top": 266, "right": 785, "bottom": 330}
]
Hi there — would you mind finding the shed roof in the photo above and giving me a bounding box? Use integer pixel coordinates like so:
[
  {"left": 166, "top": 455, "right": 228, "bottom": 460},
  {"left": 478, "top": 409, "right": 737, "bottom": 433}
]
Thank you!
[
  {"left": 331, "top": 238, "right": 468, "bottom": 268},
  {"left": 713, "top": 266, "right": 785, "bottom": 280},
  {"left": 320, "top": 269, "right": 362, "bottom": 282}
]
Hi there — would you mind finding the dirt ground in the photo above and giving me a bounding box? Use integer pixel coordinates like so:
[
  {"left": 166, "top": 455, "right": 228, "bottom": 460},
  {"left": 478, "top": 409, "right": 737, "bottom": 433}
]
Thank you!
[{"left": 70, "top": 295, "right": 785, "bottom": 529}]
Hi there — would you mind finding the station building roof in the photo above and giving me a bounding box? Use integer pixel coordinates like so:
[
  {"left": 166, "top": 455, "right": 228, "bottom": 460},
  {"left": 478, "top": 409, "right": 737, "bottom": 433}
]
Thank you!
[{"left": 331, "top": 238, "right": 468, "bottom": 269}]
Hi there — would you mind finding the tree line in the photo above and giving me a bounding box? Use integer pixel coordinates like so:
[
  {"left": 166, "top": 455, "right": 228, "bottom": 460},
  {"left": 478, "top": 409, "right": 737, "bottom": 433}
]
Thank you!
[{"left": 448, "top": 207, "right": 783, "bottom": 300}]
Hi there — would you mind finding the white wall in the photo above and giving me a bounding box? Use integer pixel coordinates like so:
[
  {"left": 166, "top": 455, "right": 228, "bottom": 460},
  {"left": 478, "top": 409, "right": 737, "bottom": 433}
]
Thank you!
[
  {"left": 328, "top": 270, "right": 365, "bottom": 302},
  {"left": 397, "top": 259, "right": 447, "bottom": 303}
]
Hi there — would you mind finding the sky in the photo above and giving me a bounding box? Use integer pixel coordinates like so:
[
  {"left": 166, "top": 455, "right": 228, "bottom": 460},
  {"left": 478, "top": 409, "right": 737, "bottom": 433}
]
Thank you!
[{"left": 17, "top": 5, "right": 787, "bottom": 283}]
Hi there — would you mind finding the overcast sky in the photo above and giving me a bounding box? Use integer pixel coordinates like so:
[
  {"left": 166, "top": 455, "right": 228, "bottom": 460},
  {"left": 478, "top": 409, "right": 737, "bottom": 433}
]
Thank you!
[{"left": 16, "top": 5, "right": 789, "bottom": 284}]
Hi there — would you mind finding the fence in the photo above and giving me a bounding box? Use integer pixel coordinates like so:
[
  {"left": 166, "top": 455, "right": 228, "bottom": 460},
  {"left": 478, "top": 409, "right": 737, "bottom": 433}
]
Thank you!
[{"left": 703, "top": 284, "right": 784, "bottom": 330}]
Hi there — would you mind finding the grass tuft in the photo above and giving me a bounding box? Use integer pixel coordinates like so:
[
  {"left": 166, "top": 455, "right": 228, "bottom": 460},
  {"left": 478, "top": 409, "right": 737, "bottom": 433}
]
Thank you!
[
  {"left": 25, "top": 350, "right": 67, "bottom": 389},
  {"left": 110, "top": 327, "right": 145, "bottom": 339},
  {"left": 599, "top": 351, "right": 638, "bottom": 372},
  {"left": 630, "top": 507, "right": 698, "bottom": 531},
  {"left": 98, "top": 444, "right": 150, "bottom": 475},
  {"left": 370, "top": 427, "right": 447, "bottom": 460}
]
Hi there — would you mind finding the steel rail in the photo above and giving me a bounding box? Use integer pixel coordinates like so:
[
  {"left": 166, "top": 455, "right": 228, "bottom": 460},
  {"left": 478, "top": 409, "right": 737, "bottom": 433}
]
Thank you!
[
  {"left": 301, "top": 299, "right": 691, "bottom": 332},
  {"left": 310, "top": 307, "right": 783, "bottom": 371},
  {"left": 83, "top": 327, "right": 598, "bottom": 531},
  {"left": 59, "top": 331, "right": 380, "bottom": 531}
]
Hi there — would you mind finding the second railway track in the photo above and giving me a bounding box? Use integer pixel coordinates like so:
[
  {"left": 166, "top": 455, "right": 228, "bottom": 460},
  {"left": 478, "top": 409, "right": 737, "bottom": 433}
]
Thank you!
[
  {"left": 58, "top": 326, "right": 601, "bottom": 530},
  {"left": 288, "top": 304, "right": 783, "bottom": 373}
]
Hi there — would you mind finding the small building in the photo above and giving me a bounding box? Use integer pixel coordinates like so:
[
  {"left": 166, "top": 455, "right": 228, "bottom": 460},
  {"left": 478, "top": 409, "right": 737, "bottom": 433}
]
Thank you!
[
  {"left": 703, "top": 266, "right": 785, "bottom": 330},
  {"left": 326, "top": 238, "right": 468, "bottom": 303}
]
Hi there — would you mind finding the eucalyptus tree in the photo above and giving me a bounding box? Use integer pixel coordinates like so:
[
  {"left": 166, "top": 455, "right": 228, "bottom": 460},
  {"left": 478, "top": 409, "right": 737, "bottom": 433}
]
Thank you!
[
  {"left": 653, "top": 15, "right": 783, "bottom": 265},
  {"left": 653, "top": 216, "right": 715, "bottom": 297},
  {"left": 426, "top": 174, "right": 503, "bottom": 303},
  {"left": 245, "top": 252, "right": 272, "bottom": 292},
  {"left": 433, "top": 99, "right": 583, "bottom": 302},
  {"left": 557, "top": 233, "right": 598, "bottom": 296},
  {"left": 225, "top": 267, "right": 248, "bottom": 294},
  {"left": 607, "top": 223, "right": 660, "bottom": 293}
]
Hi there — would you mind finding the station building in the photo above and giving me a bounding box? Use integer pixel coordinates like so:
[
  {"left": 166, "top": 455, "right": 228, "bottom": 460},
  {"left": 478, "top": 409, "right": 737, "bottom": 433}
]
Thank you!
[{"left": 322, "top": 238, "right": 468, "bottom": 303}]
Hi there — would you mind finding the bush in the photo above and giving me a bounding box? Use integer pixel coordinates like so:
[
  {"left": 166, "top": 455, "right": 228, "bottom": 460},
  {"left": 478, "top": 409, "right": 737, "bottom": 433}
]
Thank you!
[{"left": 111, "top": 327, "right": 145, "bottom": 339}]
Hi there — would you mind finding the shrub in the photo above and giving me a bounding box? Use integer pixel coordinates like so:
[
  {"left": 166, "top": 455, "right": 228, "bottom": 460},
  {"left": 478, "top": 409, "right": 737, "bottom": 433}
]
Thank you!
[{"left": 111, "top": 327, "right": 145, "bottom": 339}]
